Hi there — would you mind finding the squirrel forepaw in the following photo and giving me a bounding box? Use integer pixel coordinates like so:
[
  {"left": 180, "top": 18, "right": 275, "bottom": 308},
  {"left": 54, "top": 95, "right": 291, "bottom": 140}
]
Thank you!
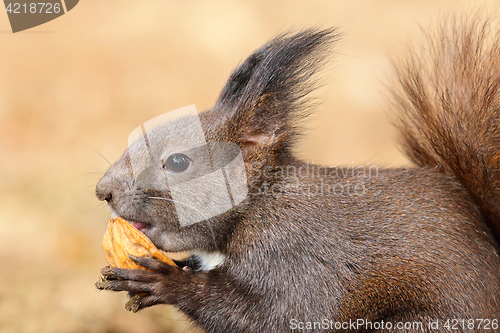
[{"left": 95, "top": 257, "right": 190, "bottom": 310}]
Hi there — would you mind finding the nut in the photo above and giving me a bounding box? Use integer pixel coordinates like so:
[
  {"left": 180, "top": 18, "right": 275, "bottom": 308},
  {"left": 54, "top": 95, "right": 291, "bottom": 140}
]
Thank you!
[{"left": 102, "top": 217, "right": 176, "bottom": 269}]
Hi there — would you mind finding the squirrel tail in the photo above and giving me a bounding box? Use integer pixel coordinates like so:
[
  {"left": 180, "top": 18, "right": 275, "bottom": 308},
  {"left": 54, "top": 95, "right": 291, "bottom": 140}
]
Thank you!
[{"left": 393, "top": 16, "right": 500, "bottom": 242}]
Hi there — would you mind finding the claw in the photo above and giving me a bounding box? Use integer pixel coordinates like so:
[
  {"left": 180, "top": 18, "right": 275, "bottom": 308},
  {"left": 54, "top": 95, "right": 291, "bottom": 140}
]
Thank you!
[
  {"left": 125, "top": 294, "right": 142, "bottom": 313},
  {"left": 95, "top": 275, "right": 109, "bottom": 290},
  {"left": 100, "top": 266, "right": 117, "bottom": 279}
]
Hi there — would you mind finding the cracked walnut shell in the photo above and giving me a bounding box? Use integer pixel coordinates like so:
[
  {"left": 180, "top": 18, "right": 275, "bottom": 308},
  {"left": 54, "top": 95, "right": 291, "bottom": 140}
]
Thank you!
[{"left": 102, "top": 217, "right": 176, "bottom": 269}]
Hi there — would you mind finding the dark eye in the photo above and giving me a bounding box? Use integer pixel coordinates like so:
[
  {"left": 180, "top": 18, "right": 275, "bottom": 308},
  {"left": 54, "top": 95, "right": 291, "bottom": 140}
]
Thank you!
[{"left": 164, "top": 153, "right": 191, "bottom": 173}]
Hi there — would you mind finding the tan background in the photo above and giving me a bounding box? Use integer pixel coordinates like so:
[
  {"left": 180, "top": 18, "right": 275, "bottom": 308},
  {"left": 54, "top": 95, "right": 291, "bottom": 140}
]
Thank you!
[{"left": 0, "top": 1, "right": 495, "bottom": 332}]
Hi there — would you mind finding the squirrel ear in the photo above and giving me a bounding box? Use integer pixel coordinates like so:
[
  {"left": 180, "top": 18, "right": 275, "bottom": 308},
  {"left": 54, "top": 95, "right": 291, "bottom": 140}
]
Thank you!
[{"left": 210, "top": 28, "right": 339, "bottom": 162}]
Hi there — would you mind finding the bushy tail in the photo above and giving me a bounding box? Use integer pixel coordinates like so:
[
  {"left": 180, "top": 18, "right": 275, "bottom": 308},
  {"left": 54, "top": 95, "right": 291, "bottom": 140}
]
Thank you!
[{"left": 393, "top": 16, "right": 500, "bottom": 242}]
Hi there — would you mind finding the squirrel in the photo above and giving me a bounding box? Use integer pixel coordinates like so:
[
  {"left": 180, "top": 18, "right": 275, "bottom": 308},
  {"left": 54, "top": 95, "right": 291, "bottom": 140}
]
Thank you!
[{"left": 95, "top": 17, "right": 500, "bottom": 333}]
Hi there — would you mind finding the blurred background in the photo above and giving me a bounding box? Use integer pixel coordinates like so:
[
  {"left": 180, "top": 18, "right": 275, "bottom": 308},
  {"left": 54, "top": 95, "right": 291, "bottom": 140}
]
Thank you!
[{"left": 0, "top": 1, "right": 496, "bottom": 332}]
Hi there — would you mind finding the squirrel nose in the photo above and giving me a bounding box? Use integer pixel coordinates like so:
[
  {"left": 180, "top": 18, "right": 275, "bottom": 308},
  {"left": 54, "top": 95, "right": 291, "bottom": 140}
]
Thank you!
[{"left": 96, "top": 175, "right": 114, "bottom": 203}]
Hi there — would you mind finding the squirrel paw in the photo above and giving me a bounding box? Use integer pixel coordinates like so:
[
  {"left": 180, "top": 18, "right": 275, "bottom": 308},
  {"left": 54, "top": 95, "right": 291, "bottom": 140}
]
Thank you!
[{"left": 95, "top": 256, "right": 191, "bottom": 312}]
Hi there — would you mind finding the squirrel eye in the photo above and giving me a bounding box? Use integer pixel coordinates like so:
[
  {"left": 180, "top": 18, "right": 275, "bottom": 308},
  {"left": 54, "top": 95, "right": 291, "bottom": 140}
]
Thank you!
[{"left": 164, "top": 153, "right": 191, "bottom": 173}]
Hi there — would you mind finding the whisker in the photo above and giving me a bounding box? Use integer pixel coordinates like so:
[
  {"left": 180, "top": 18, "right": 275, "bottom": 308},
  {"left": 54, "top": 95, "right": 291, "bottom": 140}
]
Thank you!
[
  {"left": 80, "top": 161, "right": 105, "bottom": 173},
  {"left": 85, "top": 202, "right": 108, "bottom": 213},
  {"left": 74, "top": 171, "right": 105, "bottom": 178},
  {"left": 83, "top": 141, "right": 112, "bottom": 166}
]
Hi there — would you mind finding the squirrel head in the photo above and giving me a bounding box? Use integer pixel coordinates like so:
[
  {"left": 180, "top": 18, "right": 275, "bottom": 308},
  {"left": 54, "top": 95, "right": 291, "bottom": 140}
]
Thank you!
[{"left": 96, "top": 28, "right": 338, "bottom": 251}]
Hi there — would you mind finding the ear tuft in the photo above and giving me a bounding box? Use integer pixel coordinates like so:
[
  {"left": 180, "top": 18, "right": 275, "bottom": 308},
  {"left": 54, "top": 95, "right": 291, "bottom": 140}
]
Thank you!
[{"left": 212, "top": 28, "right": 340, "bottom": 163}]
